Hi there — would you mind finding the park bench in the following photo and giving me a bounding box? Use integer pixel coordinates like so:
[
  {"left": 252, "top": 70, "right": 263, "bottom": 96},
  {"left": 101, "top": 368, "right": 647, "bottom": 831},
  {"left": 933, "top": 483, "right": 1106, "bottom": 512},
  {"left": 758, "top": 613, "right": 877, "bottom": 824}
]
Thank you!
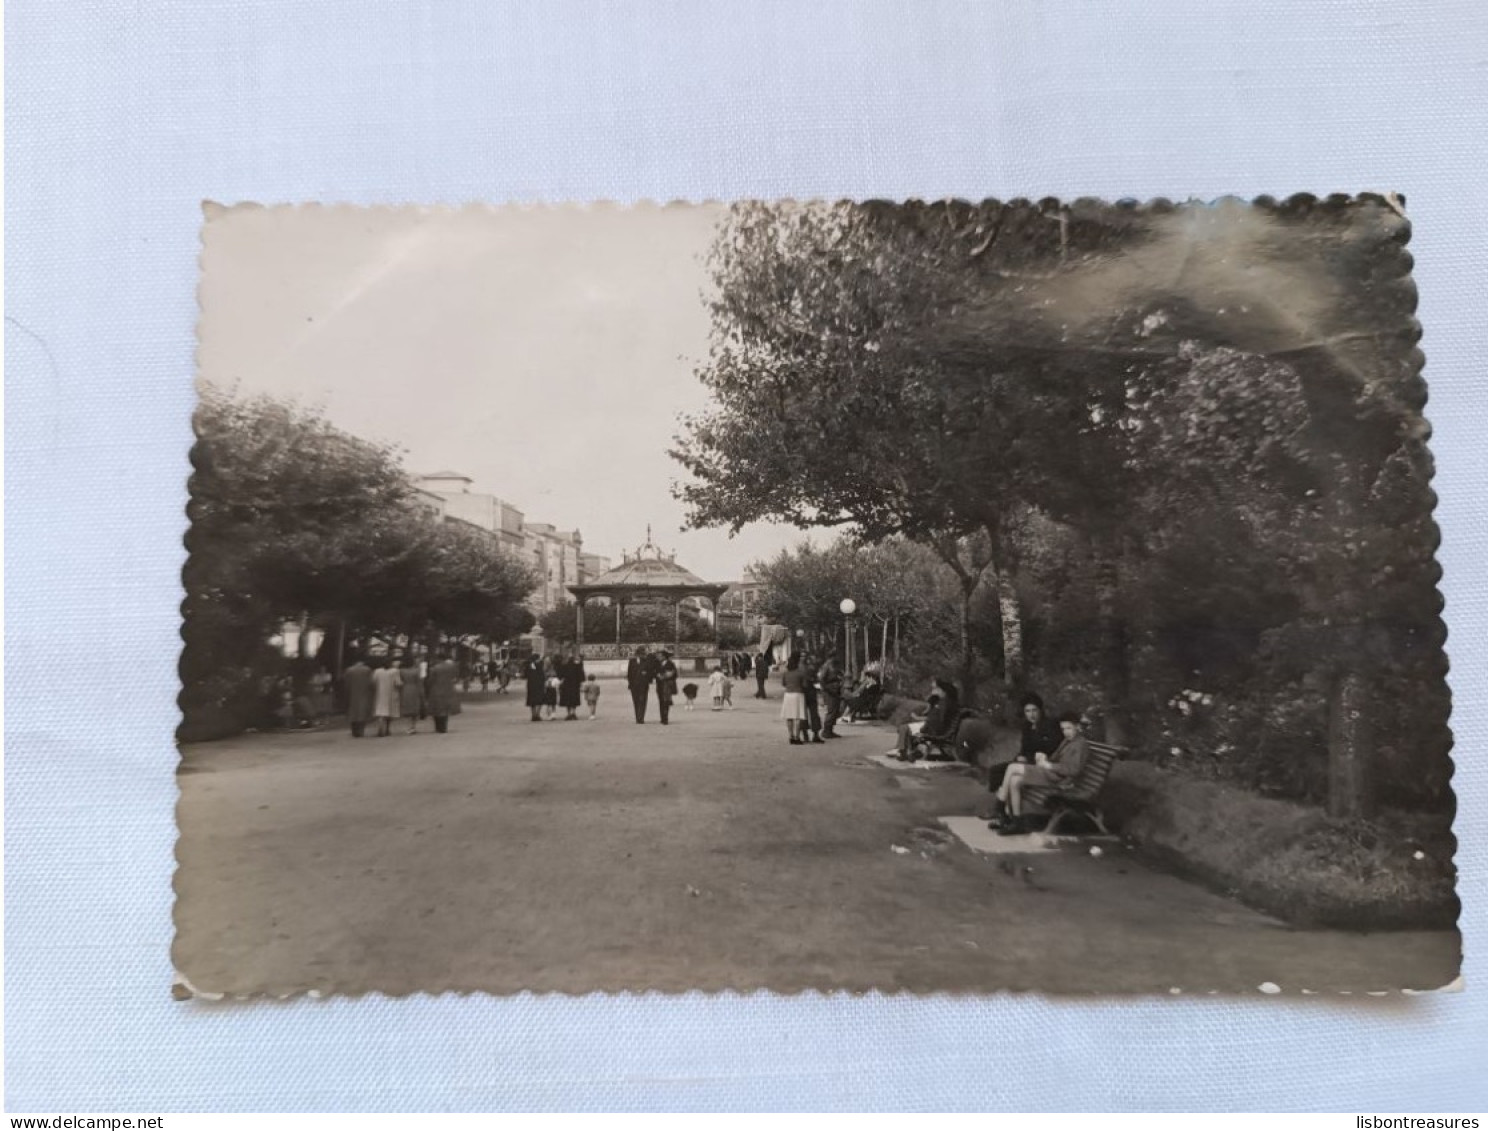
[
  {"left": 842, "top": 681, "right": 885, "bottom": 723},
  {"left": 1019, "top": 740, "right": 1126, "bottom": 835},
  {"left": 914, "top": 708, "right": 982, "bottom": 762}
]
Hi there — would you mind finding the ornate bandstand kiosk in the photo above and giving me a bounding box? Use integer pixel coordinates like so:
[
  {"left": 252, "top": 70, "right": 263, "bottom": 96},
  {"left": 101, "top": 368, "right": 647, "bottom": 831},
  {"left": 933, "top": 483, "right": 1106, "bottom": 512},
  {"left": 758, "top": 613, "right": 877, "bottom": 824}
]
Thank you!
[{"left": 566, "top": 528, "right": 730, "bottom": 663}]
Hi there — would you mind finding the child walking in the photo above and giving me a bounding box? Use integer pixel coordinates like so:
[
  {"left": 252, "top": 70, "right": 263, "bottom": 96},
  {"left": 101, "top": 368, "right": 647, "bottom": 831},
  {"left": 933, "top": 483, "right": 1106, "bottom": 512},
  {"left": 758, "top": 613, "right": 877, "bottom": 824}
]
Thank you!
[
  {"left": 721, "top": 669, "right": 735, "bottom": 710},
  {"left": 582, "top": 672, "right": 602, "bottom": 720},
  {"left": 707, "top": 665, "right": 727, "bottom": 711}
]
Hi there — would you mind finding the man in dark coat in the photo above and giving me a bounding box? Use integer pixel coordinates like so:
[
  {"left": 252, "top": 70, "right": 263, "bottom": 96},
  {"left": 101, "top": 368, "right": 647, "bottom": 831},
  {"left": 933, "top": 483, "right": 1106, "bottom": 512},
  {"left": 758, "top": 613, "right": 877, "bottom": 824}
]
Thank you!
[
  {"left": 754, "top": 652, "right": 770, "bottom": 699},
  {"left": 524, "top": 653, "right": 547, "bottom": 722},
  {"left": 817, "top": 655, "right": 844, "bottom": 738},
  {"left": 425, "top": 650, "right": 462, "bottom": 734},
  {"left": 801, "top": 651, "right": 824, "bottom": 743},
  {"left": 626, "top": 645, "right": 656, "bottom": 724},
  {"left": 342, "top": 657, "right": 374, "bottom": 738}
]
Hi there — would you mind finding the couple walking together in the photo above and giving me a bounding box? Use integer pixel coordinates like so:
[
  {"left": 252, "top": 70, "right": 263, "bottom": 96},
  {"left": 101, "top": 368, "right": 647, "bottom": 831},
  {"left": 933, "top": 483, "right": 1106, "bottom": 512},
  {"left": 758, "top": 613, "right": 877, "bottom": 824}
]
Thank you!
[{"left": 626, "top": 645, "right": 680, "bottom": 724}]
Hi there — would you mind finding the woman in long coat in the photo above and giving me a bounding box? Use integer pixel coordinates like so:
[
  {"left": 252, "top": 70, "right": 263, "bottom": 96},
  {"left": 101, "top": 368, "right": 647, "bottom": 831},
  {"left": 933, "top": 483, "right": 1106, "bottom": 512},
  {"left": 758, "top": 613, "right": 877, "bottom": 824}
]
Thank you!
[
  {"left": 524, "top": 654, "right": 547, "bottom": 722},
  {"left": 558, "top": 649, "right": 586, "bottom": 720},
  {"left": 370, "top": 658, "right": 402, "bottom": 738},
  {"left": 398, "top": 655, "right": 425, "bottom": 734}
]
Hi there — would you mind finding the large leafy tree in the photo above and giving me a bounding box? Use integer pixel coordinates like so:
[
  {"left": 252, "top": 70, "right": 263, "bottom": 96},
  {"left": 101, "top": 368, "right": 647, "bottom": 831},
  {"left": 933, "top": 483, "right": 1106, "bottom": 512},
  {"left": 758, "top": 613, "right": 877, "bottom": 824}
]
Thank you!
[
  {"left": 750, "top": 540, "right": 863, "bottom": 647},
  {"left": 672, "top": 200, "right": 1106, "bottom": 701},
  {"left": 929, "top": 196, "right": 1435, "bottom": 814},
  {"left": 751, "top": 537, "right": 964, "bottom": 684},
  {"left": 420, "top": 521, "right": 538, "bottom": 641},
  {"left": 183, "top": 389, "right": 418, "bottom": 730},
  {"left": 677, "top": 196, "right": 1444, "bottom": 817},
  {"left": 184, "top": 389, "right": 539, "bottom": 737}
]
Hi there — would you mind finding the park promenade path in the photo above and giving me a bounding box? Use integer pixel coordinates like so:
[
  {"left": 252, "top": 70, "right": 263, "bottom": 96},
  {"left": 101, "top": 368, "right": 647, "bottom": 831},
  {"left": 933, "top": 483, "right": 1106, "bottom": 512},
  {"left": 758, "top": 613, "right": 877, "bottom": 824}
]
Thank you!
[{"left": 174, "top": 684, "right": 1459, "bottom": 996}]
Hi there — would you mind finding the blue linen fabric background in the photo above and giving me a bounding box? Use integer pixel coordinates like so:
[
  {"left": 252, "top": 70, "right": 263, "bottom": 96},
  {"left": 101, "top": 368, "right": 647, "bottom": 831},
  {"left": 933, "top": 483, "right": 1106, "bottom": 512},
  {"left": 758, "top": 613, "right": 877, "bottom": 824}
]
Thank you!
[{"left": 6, "top": 0, "right": 1487, "bottom": 1113}]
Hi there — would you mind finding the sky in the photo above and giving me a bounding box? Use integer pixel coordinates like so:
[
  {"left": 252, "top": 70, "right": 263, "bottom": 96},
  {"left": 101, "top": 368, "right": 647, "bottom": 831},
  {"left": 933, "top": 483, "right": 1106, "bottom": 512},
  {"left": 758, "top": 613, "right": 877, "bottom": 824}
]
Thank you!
[{"left": 197, "top": 202, "right": 811, "bottom": 581}]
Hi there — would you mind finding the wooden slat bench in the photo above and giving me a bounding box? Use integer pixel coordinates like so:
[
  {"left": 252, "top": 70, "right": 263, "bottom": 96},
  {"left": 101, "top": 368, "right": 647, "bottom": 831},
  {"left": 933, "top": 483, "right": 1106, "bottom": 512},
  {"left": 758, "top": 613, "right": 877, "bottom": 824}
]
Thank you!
[
  {"left": 913, "top": 709, "right": 982, "bottom": 761},
  {"left": 1020, "top": 740, "right": 1126, "bottom": 836}
]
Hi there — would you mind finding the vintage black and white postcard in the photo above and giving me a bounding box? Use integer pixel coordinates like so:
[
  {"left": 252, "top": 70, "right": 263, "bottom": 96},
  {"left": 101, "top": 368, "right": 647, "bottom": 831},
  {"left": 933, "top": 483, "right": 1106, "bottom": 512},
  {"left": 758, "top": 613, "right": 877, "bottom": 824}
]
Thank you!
[{"left": 176, "top": 198, "right": 1459, "bottom": 996}]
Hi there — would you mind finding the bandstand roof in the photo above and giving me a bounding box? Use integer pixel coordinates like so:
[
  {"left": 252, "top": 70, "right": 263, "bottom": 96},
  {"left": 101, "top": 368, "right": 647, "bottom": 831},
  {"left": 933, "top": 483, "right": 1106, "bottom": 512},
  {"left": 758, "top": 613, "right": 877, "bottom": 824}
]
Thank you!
[{"left": 567, "top": 528, "right": 729, "bottom": 600}]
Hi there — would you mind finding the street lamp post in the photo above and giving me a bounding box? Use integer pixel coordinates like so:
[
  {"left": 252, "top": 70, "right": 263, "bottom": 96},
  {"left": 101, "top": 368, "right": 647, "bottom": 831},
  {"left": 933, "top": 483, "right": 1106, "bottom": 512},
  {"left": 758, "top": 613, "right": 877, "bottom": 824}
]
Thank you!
[{"left": 839, "top": 598, "right": 857, "bottom": 680}]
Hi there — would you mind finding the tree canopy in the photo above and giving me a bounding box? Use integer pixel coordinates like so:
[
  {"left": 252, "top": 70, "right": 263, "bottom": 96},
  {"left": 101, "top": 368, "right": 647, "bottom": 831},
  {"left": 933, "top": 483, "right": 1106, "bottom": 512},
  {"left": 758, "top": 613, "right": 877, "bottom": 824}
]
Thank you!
[
  {"left": 673, "top": 197, "right": 1448, "bottom": 816},
  {"left": 182, "top": 389, "right": 539, "bottom": 738}
]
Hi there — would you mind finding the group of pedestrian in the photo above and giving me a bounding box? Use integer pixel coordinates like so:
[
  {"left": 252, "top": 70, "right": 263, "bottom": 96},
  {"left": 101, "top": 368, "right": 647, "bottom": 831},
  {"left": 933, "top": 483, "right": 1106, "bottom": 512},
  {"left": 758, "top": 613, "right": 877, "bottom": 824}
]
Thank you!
[
  {"left": 524, "top": 648, "right": 591, "bottom": 722},
  {"left": 777, "top": 652, "right": 845, "bottom": 746},
  {"left": 340, "top": 652, "right": 462, "bottom": 737},
  {"left": 723, "top": 652, "right": 758, "bottom": 685},
  {"left": 260, "top": 664, "right": 336, "bottom": 731},
  {"left": 624, "top": 645, "right": 681, "bottom": 724},
  {"left": 470, "top": 658, "right": 515, "bottom": 693}
]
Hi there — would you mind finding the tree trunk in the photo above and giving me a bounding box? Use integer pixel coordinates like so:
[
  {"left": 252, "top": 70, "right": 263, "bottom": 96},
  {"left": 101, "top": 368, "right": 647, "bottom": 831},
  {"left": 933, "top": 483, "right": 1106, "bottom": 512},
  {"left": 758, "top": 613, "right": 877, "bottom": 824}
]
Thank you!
[
  {"left": 925, "top": 531, "right": 995, "bottom": 708},
  {"left": 957, "top": 575, "right": 978, "bottom": 707},
  {"left": 994, "top": 568, "right": 1024, "bottom": 690},
  {"left": 1318, "top": 463, "right": 1377, "bottom": 821},
  {"left": 1092, "top": 531, "right": 1131, "bottom": 745},
  {"left": 1327, "top": 664, "right": 1376, "bottom": 820}
]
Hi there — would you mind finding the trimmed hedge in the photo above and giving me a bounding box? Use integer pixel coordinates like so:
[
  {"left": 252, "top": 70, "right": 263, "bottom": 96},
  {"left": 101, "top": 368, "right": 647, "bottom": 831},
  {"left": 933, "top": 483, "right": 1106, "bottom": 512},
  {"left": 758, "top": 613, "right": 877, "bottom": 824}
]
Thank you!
[{"left": 1103, "top": 762, "right": 1459, "bottom": 931}]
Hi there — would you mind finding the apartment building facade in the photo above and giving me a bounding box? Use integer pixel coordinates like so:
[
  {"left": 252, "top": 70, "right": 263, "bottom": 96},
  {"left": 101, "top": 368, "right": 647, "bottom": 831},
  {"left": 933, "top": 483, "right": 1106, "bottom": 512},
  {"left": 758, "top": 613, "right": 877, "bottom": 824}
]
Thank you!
[
  {"left": 414, "top": 472, "right": 526, "bottom": 554},
  {"left": 716, "top": 567, "right": 769, "bottom": 639},
  {"left": 523, "top": 523, "right": 585, "bottom": 615}
]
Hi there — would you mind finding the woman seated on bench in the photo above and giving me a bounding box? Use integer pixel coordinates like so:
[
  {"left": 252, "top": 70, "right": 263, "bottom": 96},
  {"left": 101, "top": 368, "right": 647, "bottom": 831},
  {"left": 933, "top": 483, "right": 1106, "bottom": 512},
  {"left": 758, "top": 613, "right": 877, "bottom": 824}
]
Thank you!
[
  {"left": 889, "top": 678, "right": 960, "bottom": 761},
  {"left": 989, "top": 711, "right": 1089, "bottom": 834},
  {"left": 842, "top": 667, "right": 884, "bottom": 722}
]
